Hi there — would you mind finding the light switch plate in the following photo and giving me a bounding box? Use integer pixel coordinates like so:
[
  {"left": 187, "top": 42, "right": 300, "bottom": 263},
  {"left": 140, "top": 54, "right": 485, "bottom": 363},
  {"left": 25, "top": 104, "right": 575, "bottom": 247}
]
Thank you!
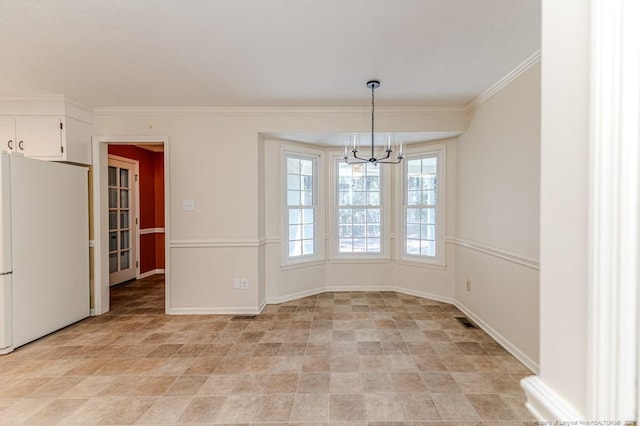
[{"left": 183, "top": 199, "right": 195, "bottom": 211}]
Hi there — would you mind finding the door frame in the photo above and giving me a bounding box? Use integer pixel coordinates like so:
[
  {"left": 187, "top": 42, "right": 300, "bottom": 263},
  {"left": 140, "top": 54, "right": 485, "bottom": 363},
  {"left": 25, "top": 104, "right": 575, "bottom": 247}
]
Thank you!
[
  {"left": 91, "top": 136, "right": 170, "bottom": 315},
  {"left": 107, "top": 154, "right": 140, "bottom": 285}
]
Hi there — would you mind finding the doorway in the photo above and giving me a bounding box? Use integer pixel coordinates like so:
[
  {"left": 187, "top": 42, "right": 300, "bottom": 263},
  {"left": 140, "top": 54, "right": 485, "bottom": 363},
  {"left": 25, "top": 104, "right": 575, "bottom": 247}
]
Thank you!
[{"left": 92, "top": 137, "right": 170, "bottom": 315}]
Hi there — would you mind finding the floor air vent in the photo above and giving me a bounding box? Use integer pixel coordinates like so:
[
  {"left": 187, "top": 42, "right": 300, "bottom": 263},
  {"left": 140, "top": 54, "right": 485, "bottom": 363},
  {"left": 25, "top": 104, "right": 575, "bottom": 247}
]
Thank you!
[
  {"left": 455, "top": 316, "right": 477, "bottom": 329},
  {"left": 231, "top": 315, "right": 257, "bottom": 321}
]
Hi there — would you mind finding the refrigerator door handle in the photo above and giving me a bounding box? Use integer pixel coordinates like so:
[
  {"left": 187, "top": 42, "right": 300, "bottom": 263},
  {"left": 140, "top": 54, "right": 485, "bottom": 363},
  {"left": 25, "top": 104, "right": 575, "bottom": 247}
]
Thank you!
[{"left": 0, "top": 272, "right": 12, "bottom": 276}]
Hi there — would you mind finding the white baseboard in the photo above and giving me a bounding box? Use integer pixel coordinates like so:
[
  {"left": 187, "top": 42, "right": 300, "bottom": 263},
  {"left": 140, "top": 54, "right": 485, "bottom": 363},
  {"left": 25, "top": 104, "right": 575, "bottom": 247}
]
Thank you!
[
  {"left": 520, "top": 376, "right": 583, "bottom": 420},
  {"left": 455, "top": 300, "right": 539, "bottom": 374},
  {"left": 169, "top": 306, "right": 263, "bottom": 315},
  {"left": 266, "top": 287, "right": 326, "bottom": 304},
  {"left": 393, "top": 286, "right": 455, "bottom": 305},
  {"left": 138, "top": 269, "right": 165, "bottom": 279},
  {"left": 266, "top": 285, "right": 454, "bottom": 306}
]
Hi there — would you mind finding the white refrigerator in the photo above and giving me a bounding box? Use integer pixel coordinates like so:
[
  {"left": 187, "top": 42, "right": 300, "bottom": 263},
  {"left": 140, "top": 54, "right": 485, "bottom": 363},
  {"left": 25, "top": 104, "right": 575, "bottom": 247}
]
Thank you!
[{"left": 0, "top": 151, "right": 89, "bottom": 355}]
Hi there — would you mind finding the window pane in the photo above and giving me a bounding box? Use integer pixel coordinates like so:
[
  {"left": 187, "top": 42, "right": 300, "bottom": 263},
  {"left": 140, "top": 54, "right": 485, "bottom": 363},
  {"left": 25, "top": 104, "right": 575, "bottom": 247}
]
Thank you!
[
  {"left": 120, "top": 211, "right": 129, "bottom": 229},
  {"left": 366, "top": 224, "right": 380, "bottom": 237},
  {"left": 352, "top": 209, "right": 366, "bottom": 223},
  {"left": 426, "top": 208, "right": 436, "bottom": 225},
  {"left": 302, "top": 240, "right": 314, "bottom": 255},
  {"left": 407, "top": 160, "right": 422, "bottom": 175},
  {"left": 120, "top": 250, "right": 130, "bottom": 269},
  {"left": 367, "top": 238, "right": 381, "bottom": 253},
  {"left": 302, "top": 175, "right": 313, "bottom": 191},
  {"left": 287, "top": 174, "right": 300, "bottom": 190},
  {"left": 289, "top": 209, "right": 301, "bottom": 225},
  {"left": 366, "top": 209, "right": 380, "bottom": 223},
  {"left": 338, "top": 208, "right": 352, "bottom": 224},
  {"left": 300, "top": 159, "right": 313, "bottom": 175},
  {"left": 366, "top": 176, "right": 379, "bottom": 191},
  {"left": 109, "top": 189, "right": 117, "bottom": 208},
  {"left": 404, "top": 155, "right": 439, "bottom": 258},
  {"left": 109, "top": 253, "right": 118, "bottom": 273},
  {"left": 287, "top": 157, "right": 300, "bottom": 174},
  {"left": 121, "top": 230, "right": 130, "bottom": 249},
  {"left": 339, "top": 192, "right": 351, "bottom": 206},
  {"left": 109, "top": 231, "right": 117, "bottom": 252},
  {"left": 424, "top": 190, "right": 436, "bottom": 205},
  {"left": 108, "top": 167, "right": 117, "bottom": 186},
  {"left": 353, "top": 238, "right": 367, "bottom": 252},
  {"left": 336, "top": 160, "right": 383, "bottom": 254},
  {"left": 109, "top": 211, "right": 117, "bottom": 230},
  {"left": 120, "top": 189, "right": 129, "bottom": 208},
  {"left": 407, "top": 224, "right": 420, "bottom": 239},
  {"left": 286, "top": 154, "right": 317, "bottom": 259},
  {"left": 302, "top": 209, "right": 314, "bottom": 224},
  {"left": 301, "top": 191, "right": 313, "bottom": 206},
  {"left": 120, "top": 169, "right": 129, "bottom": 188},
  {"left": 287, "top": 191, "right": 300, "bottom": 206},
  {"left": 353, "top": 192, "right": 366, "bottom": 205},
  {"left": 289, "top": 225, "right": 302, "bottom": 241},
  {"left": 303, "top": 225, "right": 314, "bottom": 239},
  {"left": 407, "top": 208, "right": 421, "bottom": 223},
  {"left": 339, "top": 238, "right": 353, "bottom": 252},
  {"left": 339, "top": 224, "right": 352, "bottom": 237},
  {"left": 407, "top": 239, "right": 421, "bottom": 255}
]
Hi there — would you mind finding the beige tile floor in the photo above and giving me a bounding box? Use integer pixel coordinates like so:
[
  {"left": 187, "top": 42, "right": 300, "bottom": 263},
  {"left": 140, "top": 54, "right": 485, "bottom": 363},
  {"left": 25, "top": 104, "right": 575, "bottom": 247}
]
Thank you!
[{"left": 0, "top": 275, "right": 535, "bottom": 425}]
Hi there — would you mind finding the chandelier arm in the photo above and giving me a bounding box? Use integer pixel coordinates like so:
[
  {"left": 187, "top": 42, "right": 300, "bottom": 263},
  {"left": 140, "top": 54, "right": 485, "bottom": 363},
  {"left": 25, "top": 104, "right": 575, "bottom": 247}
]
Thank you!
[
  {"left": 352, "top": 150, "right": 367, "bottom": 161},
  {"left": 375, "top": 156, "right": 404, "bottom": 164},
  {"left": 377, "top": 150, "right": 392, "bottom": 160}
]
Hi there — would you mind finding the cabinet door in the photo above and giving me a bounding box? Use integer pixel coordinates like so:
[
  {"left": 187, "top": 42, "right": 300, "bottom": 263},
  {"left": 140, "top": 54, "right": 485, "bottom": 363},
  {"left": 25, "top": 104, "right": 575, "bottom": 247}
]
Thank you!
[
  {"left": 15, "top": 117, "right": 63, "bottom": 158},
  {"left": 0, "top": 118, "right": 15, "bottom": 153}
]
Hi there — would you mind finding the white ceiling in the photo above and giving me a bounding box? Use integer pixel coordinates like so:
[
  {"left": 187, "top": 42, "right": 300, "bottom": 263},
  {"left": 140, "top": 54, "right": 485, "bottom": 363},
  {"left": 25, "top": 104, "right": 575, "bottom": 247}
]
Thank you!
[{"left": 0, "top": 0, "right": 540, "bottom": 108}]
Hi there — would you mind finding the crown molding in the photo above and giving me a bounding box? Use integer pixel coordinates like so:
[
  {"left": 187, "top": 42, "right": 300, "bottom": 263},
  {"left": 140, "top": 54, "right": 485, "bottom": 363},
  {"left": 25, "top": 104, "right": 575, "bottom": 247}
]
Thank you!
[
  {"left": 92, "top": 105, "right": 467, "bottom": 117},
  {"left": 466, "top": 49, "right": 542, "bottom": 112}
]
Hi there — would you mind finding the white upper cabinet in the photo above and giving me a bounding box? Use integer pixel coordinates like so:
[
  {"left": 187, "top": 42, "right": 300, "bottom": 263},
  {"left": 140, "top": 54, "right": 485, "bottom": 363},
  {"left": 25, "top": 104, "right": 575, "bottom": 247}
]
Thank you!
[
  {"left": 0, "top": 118, "right": 15, "bottom": 153},
  {"left": 0, "top": 97, "right": 93, "bottom": 165}
]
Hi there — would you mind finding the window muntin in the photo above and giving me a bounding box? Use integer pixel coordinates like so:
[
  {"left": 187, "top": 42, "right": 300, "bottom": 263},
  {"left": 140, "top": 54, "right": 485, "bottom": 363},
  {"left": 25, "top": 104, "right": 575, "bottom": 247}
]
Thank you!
[
  {"left": 337, "top": 161, "right": 382, "bottom": 254},
  {"left": 405, "top": 155, "right": 438, "bottom": 258},
  {"left": 286, "top": 155, "right": 316, "bottom": 258}
]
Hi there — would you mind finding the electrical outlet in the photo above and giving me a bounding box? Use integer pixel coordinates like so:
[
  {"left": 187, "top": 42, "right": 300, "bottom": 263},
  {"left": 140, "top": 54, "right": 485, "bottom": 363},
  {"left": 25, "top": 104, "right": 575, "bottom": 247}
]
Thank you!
[
  {"left": 466, "top": 279, "right": 472, "bottom": 292},
  {"left": 233, "top": 278, "right": 241, "bottom": 289},
  {"left": 240, "top": 278, "right": 249, "bottom": 290}
]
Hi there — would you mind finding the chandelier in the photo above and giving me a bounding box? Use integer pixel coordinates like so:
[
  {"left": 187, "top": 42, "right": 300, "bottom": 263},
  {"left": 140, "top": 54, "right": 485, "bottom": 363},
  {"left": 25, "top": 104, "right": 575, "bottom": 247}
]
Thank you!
[{"left": 343, "top": 80, "right": 404, "bottom": 165}]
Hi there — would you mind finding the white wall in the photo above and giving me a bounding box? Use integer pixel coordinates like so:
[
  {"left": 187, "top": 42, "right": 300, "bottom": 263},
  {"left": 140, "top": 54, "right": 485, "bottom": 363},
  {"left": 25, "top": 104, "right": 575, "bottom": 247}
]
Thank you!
[
  {"left": 454, "top": 62, "right": 541, "bottom": 370},
  {"left": 530, "top": 0, "right": 590, "bottom": 416},
  {"left": 92, "top": 108, "right": 466, "bottom": 313}
]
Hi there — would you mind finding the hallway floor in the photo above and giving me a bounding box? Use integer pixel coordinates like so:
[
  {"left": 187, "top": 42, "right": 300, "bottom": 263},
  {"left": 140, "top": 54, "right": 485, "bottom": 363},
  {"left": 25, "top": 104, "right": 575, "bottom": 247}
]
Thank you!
[{"left": 0, "top": 275, "right": 534, "bottom": 424}]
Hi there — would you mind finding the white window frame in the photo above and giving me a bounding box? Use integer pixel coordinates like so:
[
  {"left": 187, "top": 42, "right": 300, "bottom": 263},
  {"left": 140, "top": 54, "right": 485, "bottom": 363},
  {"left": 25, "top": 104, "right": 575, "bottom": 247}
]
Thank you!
[
  {"left": 330, "top": 153, "right": 391, "bottom": 261},
  {"left": 397, "top": 143, "right": 446, "bottom": 266},
  {"left": 281, "top": 146, "right": 325, "bottom": 267}
]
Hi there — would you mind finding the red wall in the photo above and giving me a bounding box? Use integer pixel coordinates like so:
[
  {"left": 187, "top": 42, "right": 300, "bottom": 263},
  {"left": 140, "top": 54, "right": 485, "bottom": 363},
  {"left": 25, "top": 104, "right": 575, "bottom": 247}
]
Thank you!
[{"left": 108, "top": 145, "right": 165, "bottom": 274}]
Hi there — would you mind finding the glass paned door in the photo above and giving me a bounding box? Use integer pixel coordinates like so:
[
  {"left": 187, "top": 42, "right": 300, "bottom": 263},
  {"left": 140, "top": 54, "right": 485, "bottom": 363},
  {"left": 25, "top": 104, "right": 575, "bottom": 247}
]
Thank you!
[{"left": 108, "top": 155, "right": 138, "bottom": 286}]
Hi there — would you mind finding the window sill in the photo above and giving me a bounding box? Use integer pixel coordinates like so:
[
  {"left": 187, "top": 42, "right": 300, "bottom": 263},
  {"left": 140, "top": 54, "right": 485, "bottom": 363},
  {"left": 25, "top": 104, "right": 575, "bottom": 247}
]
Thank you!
[{"left": 328, "top": 257, "right": 392, "bottom": 264}]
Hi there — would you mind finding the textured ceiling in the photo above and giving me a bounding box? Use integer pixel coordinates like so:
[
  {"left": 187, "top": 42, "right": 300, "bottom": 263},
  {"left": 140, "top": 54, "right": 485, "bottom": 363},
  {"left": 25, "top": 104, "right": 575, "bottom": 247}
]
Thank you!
[{"left": 0, "top": 0, "right": 540, "bottom": 108}]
